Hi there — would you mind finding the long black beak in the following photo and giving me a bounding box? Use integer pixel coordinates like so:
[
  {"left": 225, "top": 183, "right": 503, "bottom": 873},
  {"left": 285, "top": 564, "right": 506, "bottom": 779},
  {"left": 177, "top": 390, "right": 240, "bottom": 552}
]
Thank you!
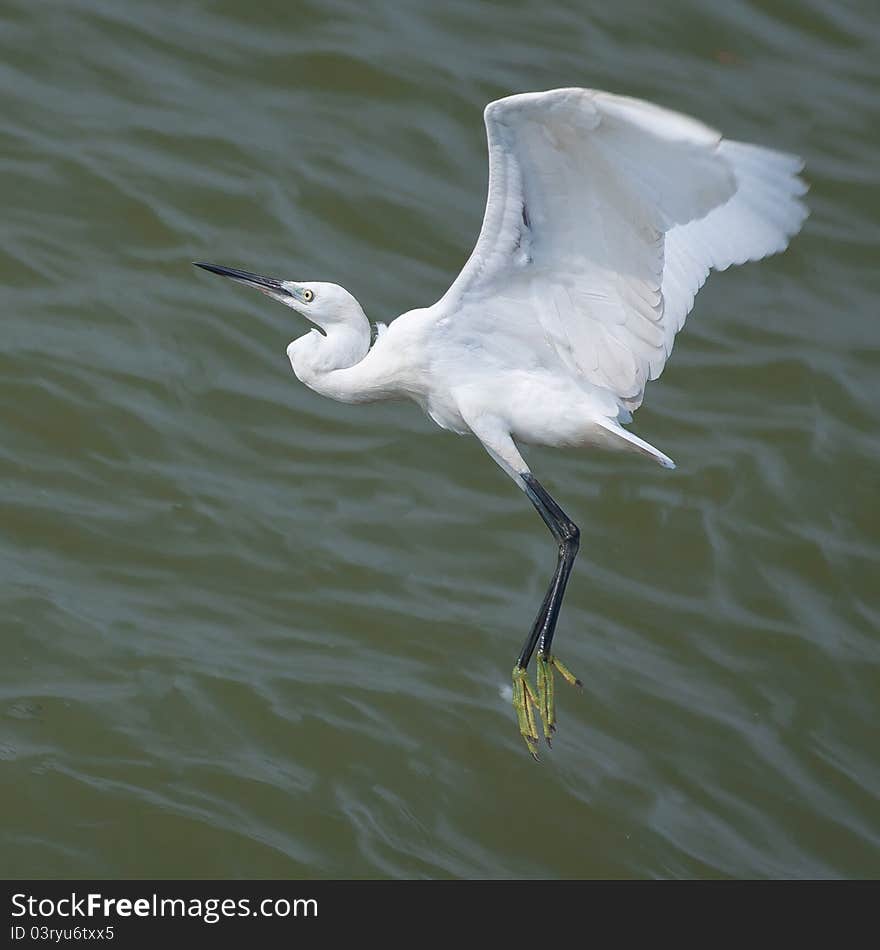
[{"left": 193, "top": 262, "right": 291, "bottom": 296}]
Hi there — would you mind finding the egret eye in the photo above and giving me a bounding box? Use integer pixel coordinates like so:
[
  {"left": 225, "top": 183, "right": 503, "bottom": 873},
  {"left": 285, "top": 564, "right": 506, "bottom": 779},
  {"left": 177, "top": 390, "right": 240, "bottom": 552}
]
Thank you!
[{"left": 302, "top": 289, "right": 314, "bottom": 302}]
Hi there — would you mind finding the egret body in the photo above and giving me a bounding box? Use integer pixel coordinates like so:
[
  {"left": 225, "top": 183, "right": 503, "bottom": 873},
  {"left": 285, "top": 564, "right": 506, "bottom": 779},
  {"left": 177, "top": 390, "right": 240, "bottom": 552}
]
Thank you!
[{"left": 196, "top": 88, "right": 807, "bottom": 757}]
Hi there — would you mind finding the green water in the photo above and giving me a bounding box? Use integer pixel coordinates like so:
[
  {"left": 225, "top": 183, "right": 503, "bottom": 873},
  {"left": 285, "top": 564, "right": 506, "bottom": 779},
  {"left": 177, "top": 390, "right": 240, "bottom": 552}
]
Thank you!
[{"left": 2, "top": 0, "right": 878, "bottom": 878}]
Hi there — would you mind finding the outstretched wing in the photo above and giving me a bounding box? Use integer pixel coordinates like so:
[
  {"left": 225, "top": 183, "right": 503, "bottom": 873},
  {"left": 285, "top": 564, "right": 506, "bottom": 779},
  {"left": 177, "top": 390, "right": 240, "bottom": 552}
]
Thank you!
[{"left": 439, "top": 88, "right": 807, "bottom": 410}]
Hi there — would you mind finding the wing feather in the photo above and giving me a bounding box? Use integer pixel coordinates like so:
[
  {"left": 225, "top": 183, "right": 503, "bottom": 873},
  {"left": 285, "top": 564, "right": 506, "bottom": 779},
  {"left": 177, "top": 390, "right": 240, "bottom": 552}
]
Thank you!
[{"left": 439, "top": 88, "right": 807, "bottom": 410}]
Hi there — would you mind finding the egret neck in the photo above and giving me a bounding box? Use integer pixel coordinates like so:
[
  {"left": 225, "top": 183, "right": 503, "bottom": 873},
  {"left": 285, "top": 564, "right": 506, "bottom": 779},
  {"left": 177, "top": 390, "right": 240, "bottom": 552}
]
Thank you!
[{"left": 287, "top": 310, "right": 372, "bottom": 403}]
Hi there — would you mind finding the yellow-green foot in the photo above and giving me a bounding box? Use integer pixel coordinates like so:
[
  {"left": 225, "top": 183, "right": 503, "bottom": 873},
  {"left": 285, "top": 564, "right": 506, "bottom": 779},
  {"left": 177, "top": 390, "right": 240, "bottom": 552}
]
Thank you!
[
  {"left": 512, "top": 667, "right": 540, "bottom": 759},
  {"left": 535, "top": 653, "right": 583, "bottom": 745},
  {"left": 535, "top": 654, "right": 555, "bottom": 743}
]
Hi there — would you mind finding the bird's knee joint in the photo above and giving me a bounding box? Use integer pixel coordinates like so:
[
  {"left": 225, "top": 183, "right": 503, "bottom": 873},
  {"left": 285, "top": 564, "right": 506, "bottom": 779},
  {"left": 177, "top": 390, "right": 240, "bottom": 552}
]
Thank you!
[{"left": 563, "top": 524, "right": 580, "bottom": 553}]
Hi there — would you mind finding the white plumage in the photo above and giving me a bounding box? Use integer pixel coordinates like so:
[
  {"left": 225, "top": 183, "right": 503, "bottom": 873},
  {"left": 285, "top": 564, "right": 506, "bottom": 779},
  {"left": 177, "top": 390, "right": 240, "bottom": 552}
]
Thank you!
[
  {"left": 196, "top": 87, "right": 807, "bottom": 756},
  {"left": 442, "top": 89, "right": 807, "bottom": 417}
]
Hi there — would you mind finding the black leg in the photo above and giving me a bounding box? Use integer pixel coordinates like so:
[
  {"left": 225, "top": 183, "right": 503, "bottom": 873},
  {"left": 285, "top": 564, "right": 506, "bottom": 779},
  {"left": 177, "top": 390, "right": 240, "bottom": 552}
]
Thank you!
[
  {"left": 516, "top": 473, "right": 580, "bottom": 670},
  {"left": 510, "top": 472, "right": 583, "bottom": 756}
]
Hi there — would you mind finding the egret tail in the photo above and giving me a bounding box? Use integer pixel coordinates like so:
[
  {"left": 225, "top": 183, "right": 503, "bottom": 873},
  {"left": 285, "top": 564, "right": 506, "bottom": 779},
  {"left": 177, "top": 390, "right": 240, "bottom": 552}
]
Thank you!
[{"left": 596, "top": 419, "right": 676, "bottom": 470}]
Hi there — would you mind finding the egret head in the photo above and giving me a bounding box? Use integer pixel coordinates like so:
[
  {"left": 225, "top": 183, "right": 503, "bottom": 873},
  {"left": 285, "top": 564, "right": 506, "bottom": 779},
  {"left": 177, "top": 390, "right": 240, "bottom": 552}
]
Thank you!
[{"left": 193, "top": 262, "right": 363, "bottom": 333}]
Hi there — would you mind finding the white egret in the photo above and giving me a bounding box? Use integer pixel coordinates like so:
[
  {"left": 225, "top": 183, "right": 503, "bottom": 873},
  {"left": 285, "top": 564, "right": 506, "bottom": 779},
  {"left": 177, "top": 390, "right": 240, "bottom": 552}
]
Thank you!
[{"left": 195, "top": 88, "right": 807, "bottom": 758}]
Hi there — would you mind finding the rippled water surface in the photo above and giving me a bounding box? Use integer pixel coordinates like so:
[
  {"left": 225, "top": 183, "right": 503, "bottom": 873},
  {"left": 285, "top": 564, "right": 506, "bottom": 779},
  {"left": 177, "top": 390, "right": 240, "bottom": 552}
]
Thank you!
[{"left": 2, "top": 0, "right": 879, "bottom": 879}]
